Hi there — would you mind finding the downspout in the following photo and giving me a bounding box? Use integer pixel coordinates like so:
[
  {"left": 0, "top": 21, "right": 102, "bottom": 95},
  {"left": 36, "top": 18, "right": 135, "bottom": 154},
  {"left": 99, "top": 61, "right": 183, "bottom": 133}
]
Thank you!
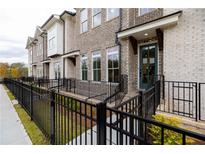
[
  {"left": 32, "top": 45, "right": 33, "bottom": 77},
  {"left": 60, "top": 17, "right": 66, "bottom": 79},
  {"left": 40, "top": 34, "right": 44, "bottom": 78},
  {"left": 117, "top": 8, "right": 122, "bottom": 81}
]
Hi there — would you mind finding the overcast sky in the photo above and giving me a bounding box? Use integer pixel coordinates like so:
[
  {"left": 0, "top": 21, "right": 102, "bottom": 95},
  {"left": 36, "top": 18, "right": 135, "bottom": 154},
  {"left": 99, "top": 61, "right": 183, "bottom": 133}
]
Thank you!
[{"left": 0, "top": 8, "right": 70, "bottom": 65}]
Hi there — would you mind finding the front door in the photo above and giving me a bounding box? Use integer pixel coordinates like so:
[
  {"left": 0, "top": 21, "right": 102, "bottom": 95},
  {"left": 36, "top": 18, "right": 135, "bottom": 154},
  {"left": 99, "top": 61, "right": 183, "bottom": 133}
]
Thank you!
[{"left": 139, "top": 43, "right": 158, "bottom": 90}]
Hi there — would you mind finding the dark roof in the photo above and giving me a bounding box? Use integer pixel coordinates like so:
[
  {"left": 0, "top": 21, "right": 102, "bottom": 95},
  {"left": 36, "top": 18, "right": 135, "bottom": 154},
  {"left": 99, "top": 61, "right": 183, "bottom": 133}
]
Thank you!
[{"left": 60, "top": 10, "right": 76, "bottom": 17}]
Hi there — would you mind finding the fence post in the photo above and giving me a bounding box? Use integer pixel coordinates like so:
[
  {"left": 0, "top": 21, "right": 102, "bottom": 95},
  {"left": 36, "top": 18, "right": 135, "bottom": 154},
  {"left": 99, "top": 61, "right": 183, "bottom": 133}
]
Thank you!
[
  {"left": 57, "top": 78, "right": 60, "bottom": 93},
  {"left": 195, "top": 83, "right": 198, "bottom": 121},
  {"left": 21, "top": 80, "right": 23, "bottom": 106},
  {"left": 153, "top": 83, "right": 156, "bottom": 115},
  {"left": 50, "top": 90, "right": 56, "bottom": 145},
  {"left": 30, "top": 84, "right": 33, "bottom": 121},
  {"left": 96, "top": 102, "right": 106, "bottom": 145},
  {"left": 199, "top": 83, "right": 201, "bottom": 121},
  {"left": 138, "top": 91, "right": 143, "bottom": 144},
  {"left": 162, "top": 75, "right": 165, "bottom": 99}
]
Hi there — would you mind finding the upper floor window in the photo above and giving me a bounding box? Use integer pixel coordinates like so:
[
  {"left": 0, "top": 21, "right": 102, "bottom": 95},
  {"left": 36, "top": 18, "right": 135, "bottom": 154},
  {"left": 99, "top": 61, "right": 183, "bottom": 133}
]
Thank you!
[
  {"left": 81, "top": 54, "right": 88, "bottom": 80},
  {"left": 80, "top": 9, "right": 88, "bottom": 33},
  {"left": 37, "top": 42, "right": 42, "bottom": 56},
  {"left": 107, "top": 46, "right": 119, "bottom": 83},
  {"left": 107, "top": 8, "right": 119, "bottom": 21},
  {"left": 92, "top": 8, "right": 101, "bottom": 28},
  {"left": 48, "top": 37, "right": 55, "bottom": 50},
  {"left": 92, "top": 51, "right": 101, "bottom": 81},
  {"left": 139, "top": 8, "right": 156, "bottom": 16}
]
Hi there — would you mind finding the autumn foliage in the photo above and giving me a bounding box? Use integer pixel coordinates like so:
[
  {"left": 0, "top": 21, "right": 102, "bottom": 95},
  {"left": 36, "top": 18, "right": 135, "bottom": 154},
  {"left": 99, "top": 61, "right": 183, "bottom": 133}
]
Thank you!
[{"left": 0, "top": 62, "right": 28, "bottom": 78}]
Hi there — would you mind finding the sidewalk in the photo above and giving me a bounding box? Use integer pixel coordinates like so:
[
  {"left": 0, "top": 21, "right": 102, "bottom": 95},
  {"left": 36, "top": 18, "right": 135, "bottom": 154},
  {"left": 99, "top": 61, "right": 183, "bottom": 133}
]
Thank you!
[{"left": 0, "top": 84, "right": 32, "bottom": 145}]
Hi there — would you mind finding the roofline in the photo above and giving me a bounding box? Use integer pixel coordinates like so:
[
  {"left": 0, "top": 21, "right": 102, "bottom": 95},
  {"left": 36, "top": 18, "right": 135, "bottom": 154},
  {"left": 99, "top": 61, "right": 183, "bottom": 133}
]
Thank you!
[
  {"left": 117, "top": 10, "right": 183, "bottom": 34},
  {"left": 60, "top": 10, "right": 76, "bottom": 18},
  {"left": 41, "top": 10, "right": 75, "bottom": 29},
  {"left": 41, "top": 14, "right": 59, "bottom": 29}
]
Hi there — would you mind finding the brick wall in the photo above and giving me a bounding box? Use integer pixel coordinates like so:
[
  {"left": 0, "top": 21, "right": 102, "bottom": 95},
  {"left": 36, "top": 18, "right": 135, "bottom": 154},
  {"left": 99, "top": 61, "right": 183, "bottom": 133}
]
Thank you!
[
  {"left": 163, "top": 8, "right": 205, "bottom": 82},
  {"left": 74, "top": 8, "right": 121, "bottom": 81}
]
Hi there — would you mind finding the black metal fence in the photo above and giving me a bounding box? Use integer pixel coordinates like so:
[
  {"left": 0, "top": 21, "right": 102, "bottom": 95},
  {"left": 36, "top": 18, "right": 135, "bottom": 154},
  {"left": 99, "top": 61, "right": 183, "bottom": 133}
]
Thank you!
[
  {"left": 158, "top": 81, "right": 198, "bottom": 121},
  {"left": 199, "top": 83, "right": 205, "bottom": 121},
  {"left": 4, "top": 78, "right": 205, "bottom": 145},
  {"left": 26, "top": 75, "right": 127, "bottom": 104}
]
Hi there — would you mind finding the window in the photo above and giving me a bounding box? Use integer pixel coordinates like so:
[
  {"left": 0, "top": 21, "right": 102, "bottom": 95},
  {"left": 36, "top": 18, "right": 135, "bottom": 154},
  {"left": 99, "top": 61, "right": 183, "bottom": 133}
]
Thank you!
[
  {"left": 139, "top": 8, "right": 156, "bottom": 16},
  {"left": 92, "top": 8, "right": 101, "bottom": 28},
  {"left": 81, "top": 54, "right": 88, "bottom": 80},
  {"left": 107, "top": 47, "right": 119, "bottom": 82},
  {"left": 107, "top": 8, "right": 119, "bottom": 21},
  {"left": 92, "top": 51, "right": 101, "bottom": 81},
  {"left": 48, "top": 37, "right": 55, "bottom": 50},
  {"left": 80, "top": 9, "right": 88, "bottom": 33},
  {"left": 54, "top": 62, "right": 61, "bottom": 79},
  {"left": 37, "top": 42, "right": 42, "bottom": 56}
]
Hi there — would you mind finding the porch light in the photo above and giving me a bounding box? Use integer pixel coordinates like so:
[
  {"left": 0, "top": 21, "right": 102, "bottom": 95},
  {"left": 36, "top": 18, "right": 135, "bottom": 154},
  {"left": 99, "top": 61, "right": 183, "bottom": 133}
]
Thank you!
[{"left": 144, "top": 33, "right": 148, "bottom": 36}]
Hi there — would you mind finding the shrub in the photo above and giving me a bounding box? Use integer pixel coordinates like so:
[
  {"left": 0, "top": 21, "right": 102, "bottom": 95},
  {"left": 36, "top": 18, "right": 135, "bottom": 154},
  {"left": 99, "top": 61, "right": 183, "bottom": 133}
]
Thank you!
[{"left": 149, "top": 114, "right": 194, "bottom": 145}]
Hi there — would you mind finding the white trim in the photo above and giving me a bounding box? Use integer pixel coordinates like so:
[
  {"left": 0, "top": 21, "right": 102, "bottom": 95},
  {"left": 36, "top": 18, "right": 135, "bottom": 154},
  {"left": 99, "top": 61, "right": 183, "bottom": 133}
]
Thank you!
[
  {"left": 106, "top": 46, "right": 119, "bottom": 82},
  {"left": 62, "top": 51, "right": 80, "bottom": 58},
  {"left": 80, "top": 8, "right": 88, "bottom": 33},
  {"left": 137, "top": 41, "right": 159, "bottom": 89},
  {"left": 80, "top": 53, "right": 88, "bottom": 80},
  {"left": 91, "top": 50, "right": 101, "bottom": 81},
  {"left": 92, "top": 8, "right": 101, "bottom": 28},
  {"left": 118, "top": 12, "right": 181, "bottom": 39}
]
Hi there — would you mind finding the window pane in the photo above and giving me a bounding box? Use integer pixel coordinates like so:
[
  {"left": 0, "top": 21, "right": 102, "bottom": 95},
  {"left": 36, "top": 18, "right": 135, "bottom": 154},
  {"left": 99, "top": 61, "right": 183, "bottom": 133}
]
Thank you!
[
  {"left": 114, "top": 69, "right": 119, "bottom": 82},
  {"left": 96, "top": 58, "right": 101, "bottom": 69},
  {"left": 93, "top": 13, "right": 101, "bottom": 27},
  {"left": 93, "top": 60, "right": 97, "bottom": 69},
  {"left": 140, "top": 8, "right": 155, "bottom": 16},
  {"left": 93, "top": 8, "right": 101, "bottom": 15},
  {"left": 81, "top": 9, "right": 87, "bottom": 22},
  {"left": 108, "top": 8, "right": 119, "bottom": 20},
  {"left": 108, "top": 70, "right": 113, "bottom": 82},
  {"left": 82, "top": 21, "right": 88, "bottom": 33},
  {"left": 113, "top": 54, "right": 119, "bottom": 68},
  {"left": 108, "top": 57, "right": 113, "bottom": 68},
  {"left": 98, "top": 69, "right": 101, "bottom": 81}
]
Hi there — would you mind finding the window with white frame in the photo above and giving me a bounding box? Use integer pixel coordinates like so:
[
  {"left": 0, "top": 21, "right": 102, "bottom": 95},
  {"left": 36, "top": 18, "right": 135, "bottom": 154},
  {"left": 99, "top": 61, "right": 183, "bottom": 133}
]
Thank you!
[
  {"left": 107, "top": 8, "right": 119, "bottom": 21},
  {"left": 92, "top": 51, "right": 101, "bottom": 81},
  {"left": 81, "top": 54, "right": 88, "bottom": 80},
  {"left": 37, "top": 42, "right": 42, "bottom": 56},
  {"left": 80, "top": 9, "right": 88, "bottom": 33},
  {"left": 107, "top": 47, "right": 119, "bottom": 82},
  {"left": 54, "top": 62, "right": 61, "bottom": 79},
  {"left": 48, "top": 37, "right": 55, "bottom": 50},
  {"left": 139, "top": 8, "right": 156, "bottom": 16},
  {"left": 92, "top": 8, "right": 101, "bottom": 28}
]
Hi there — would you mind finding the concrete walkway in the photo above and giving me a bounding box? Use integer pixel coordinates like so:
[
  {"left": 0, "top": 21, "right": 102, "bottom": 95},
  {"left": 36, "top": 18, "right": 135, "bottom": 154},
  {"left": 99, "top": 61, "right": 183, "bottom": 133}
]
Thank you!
[{"left": 0, "top": 84, "right": 32, "bottom": 145}]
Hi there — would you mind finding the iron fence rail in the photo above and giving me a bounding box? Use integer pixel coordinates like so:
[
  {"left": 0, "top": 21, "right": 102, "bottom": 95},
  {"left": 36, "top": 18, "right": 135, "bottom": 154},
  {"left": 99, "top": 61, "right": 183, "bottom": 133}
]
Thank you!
[
  {"left": 158, "top": 81, "right": 198, "bottom": 121},
  {"left": 3, "top": 78, "right": 205, "bottom": 145}
]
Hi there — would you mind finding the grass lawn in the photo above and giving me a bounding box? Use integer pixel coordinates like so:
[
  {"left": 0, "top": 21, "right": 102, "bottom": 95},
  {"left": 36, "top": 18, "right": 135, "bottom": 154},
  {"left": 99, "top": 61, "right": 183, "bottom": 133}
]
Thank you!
[
  {"left": 3, "top": 85, "right": 15, "bottom": 101},
  {"left": 3, "top": 84, "right": 50, "bottom": 145}
]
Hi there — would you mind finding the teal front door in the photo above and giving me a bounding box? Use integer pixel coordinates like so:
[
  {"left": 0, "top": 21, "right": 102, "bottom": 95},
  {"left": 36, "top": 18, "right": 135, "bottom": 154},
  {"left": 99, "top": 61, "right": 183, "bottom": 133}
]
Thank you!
[{"left": 139, "top": 43, "right": 158, "bottom": 90}]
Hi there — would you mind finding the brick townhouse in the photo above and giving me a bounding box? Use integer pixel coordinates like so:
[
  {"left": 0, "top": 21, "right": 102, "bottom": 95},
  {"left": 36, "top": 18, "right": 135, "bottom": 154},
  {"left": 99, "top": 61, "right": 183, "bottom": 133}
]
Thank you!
[{"left": 26, "top": 8, "right": 205, "bottom": 98}]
